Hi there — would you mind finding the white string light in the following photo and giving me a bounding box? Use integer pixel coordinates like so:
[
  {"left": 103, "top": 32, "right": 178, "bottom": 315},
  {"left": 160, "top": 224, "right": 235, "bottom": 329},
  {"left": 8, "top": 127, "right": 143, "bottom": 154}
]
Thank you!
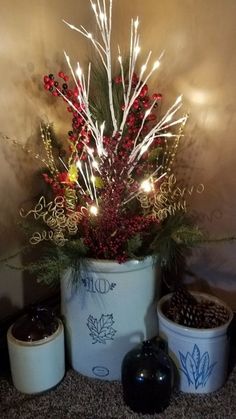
[{"left": 60, "top": 0, "right": 187, "bottom": 216}]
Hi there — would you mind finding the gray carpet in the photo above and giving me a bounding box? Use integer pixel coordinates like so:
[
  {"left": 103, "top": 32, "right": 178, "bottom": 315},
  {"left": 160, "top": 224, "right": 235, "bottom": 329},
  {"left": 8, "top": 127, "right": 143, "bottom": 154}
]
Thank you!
[{"left": 0, "top": 364, "right": 236, "bottom": 419}]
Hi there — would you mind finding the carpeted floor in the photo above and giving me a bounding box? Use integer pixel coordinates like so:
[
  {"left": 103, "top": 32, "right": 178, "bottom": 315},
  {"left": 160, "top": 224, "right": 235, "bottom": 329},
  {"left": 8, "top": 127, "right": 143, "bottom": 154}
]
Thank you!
[{"left": 1, "top": 363, "right": 236, "bottom": 419}]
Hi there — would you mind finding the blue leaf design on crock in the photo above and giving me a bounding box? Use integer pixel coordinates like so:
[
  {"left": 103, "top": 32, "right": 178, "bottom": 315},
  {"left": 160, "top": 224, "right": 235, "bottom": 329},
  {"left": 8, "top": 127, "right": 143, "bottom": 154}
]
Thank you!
[
  {"left": 192, "top": 344, "right": 200, "bottom": 369},
  {"left": 203, "top": 362, "right": 217, "bottom": 387},
  {"left": 179, "top": 344, "right": 217, "bottom": 389},
  {"left": 87, "top": 314, "right": 117, "bottom": 344}
]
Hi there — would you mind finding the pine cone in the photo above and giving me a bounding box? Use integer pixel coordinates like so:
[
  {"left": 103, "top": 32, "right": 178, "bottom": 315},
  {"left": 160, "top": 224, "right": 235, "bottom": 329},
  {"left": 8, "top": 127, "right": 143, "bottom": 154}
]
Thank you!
[
  {"left": 199, "top": 301, "right": 229, "bottom": 328},
  {"left": 164, "top": 286, "right": 230, "bottom": 329},
  {"left": 168, "top": 285, "right": 197, "bottom": 310},
  {"left": 175, "top": 303, "right": 203, "bottom": 328},
  {"left": 166, "top": 286, "right": 201, "bottom": 327}
]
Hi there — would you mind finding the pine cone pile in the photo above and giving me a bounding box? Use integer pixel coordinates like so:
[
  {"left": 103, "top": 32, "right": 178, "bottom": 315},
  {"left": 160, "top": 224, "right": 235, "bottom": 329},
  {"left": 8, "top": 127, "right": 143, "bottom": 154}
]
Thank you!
[{"left": 164, "top": 286, "right": 229, "bottom": 328}]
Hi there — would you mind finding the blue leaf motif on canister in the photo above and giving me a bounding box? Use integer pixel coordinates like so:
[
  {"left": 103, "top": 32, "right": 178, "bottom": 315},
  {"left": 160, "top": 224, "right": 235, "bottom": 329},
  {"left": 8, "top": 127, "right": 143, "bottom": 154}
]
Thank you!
[
  {"left": 87, "top": 314, "right": 117, "bottom": 344},
  {"left": 179, "top": 344, "right": 217, "bottom": 389}
]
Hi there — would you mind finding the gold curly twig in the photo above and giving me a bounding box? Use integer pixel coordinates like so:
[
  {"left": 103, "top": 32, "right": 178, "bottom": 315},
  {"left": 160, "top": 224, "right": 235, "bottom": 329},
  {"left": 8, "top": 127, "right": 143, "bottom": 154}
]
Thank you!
[
  {"left": 136, "top": 174, "right": 204, "bottom": 221},
  {"left": 21, "top": 195, "right": 82, "bottom": 246},
  {"left": 40, "top": 124, "right": 59, "bottom": 176},
  {"left": 64, "top": 187, "right": 77, "bottom": 210}
]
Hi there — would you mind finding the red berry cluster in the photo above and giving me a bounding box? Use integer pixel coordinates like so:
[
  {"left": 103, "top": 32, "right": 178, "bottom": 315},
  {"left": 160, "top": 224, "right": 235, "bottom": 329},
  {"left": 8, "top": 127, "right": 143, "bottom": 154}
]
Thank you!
[
  {"left": 43, "top": 72, "right": 90, "bottom": 156},
  {"left": 42, "top": 68, "right": 165, "bottom": 261},
  {"left": 44, "top": 72, "right": 69, "bottom": 96},
  {"left": 83, "top": 213, "right": 156, "bottom": 262},
  {"left": 115, "top": 73, "right": 162, "bottom": 158},
  {"left": 42, "top": 171, "right": 76, "bottom": 199},
  {"left": 43, "top": 70, "right": 162, "bottom": 166},
  {"left": 81, "top": 178, "right": 157, "bottom": 262}
]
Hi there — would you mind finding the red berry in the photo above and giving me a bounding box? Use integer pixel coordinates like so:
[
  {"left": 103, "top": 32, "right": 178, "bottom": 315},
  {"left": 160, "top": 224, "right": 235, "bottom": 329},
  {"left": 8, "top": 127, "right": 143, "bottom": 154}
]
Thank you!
[
  {"left": 147, "top": 113, "right": 156, "bottom": 121},
  {"left": 140, "top": 84, "right": 148, "bottom": 97},
  {"left": 132, "top": 99, "right": 139, "bottom": 110},
  {"left": 58, "top": 71, "right": 65, "bottom": 78},
  {"left": 153, "top": 93, "right": 162, "bottom": 100}
]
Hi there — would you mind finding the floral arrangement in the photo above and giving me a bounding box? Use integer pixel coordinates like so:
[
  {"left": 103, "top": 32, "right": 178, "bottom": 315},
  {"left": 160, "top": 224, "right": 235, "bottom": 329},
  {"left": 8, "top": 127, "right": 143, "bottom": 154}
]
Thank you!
[{"left": 18, "top": 0, "right": 205, "bottom": 285}]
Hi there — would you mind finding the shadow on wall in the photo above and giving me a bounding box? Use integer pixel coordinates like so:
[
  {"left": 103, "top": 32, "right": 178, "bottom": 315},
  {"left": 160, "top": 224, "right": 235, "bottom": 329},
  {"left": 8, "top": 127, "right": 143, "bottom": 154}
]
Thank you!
[
  {"left": 22, "top": 244, "right": 59, "bottom": 313},
  {"left": 0, "top": 296, "right": 18, "bottom": 322},
  {"left": 0, "top": 127, "right": 60, "bottom": 320},
  {"left": 187, "top": 278, "right": 236, "bottom": 314},
  {"left": 0, "top": 250, "right": 56, "bottom": 321}
]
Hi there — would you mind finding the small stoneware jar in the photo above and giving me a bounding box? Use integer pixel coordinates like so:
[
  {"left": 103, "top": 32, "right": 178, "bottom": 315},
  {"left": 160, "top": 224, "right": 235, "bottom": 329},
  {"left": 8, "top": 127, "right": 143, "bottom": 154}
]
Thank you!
[
  {"left": 7, "top": 306, "right": 65, "bottom": 394},
  {"left": 157, "top": 292, "right": 233, "bottom": 393},
  {"left": 121, "top": 338, "right": 174, "bottom": 414}
]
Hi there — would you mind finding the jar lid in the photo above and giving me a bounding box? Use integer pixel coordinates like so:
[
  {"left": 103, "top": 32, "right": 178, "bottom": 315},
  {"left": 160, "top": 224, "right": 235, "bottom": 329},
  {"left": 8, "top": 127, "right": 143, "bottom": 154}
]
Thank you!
[{"left": 11, "top": 306, "right": 59, "bottom": 342}]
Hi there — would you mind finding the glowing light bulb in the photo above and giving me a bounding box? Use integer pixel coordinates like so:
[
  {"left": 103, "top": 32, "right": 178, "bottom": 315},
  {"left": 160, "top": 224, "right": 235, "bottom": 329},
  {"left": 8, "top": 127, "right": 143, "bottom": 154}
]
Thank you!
[
  {"left": 145, "top": 109, "right": 151, "bottom": 117},
  {"left": 97, "top": 145, "right": 103, "bottom": 156},
  {"left": 100, "top": 12, "right": 105, "bottom": 22},
  {"left": 76, "top": 160, "right": 82, "bottom": 169},
  {"left": 87, "top": 147, "right": 94, "bottom": 155},
  {"left": 140, "top": 144, "right": 149, "bottom": 155},
  {"left": 68, "top": 23, "right": 76, "bottom": 30},
  {"left": 165, "top": 114, "right": 173, "bottom": 123},
  {"left": 134, "top": 17, "right": 139, "bottom": 29},
  {"left": 87, "top": 33, "right": 93, "bottom": 39},
  {"left": 176, "top": 95, "right": 182, "bottom": 105},
  {"left": 153, "top": 60, "right": 161, "bottom": 70},
  {"left": 140, "top": 64, "right": 147, "bottom": 75},
  {"left": 76, "top": 63, "right": 82, "bottom": 79},
  {"left": 92, "top": 160, "right": 99, "bottom": 170},
  {"left": 140, "top": 179, "right": 153, "bottom": 193},
  {"left": 90, "top": 205, "right": 98, "bottom": 216},
  {"left": 100, "top": 122, "right": 105, "bottom": 129},
  {"left": 135, "top": 45, "right": 141, "bottom": 56}
]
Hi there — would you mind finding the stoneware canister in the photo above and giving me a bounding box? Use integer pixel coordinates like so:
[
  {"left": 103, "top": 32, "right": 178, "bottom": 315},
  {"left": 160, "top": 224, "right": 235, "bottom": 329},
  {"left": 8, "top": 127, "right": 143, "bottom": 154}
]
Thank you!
[
  {"left": 157, "top": 292, "right": 233, "bottom": 393},
  {"left": 7, "top": 309, "right": 65, "bottom": 394},
  {"left": 61, "top": 257, "right": 159, "bottom": 380}
]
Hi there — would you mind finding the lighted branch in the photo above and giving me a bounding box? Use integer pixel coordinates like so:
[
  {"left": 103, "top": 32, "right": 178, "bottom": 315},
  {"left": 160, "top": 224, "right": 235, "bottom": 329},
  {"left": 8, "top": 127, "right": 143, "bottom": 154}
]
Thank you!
[
  {"left": 63, "top": 0, "right": 118, "bottom": 134},
  {"left": 51, "top": 0, "right": 189, "bottom": 219},
  {"left": 62, "top": 0, "right": 185, "bottom": 158}
]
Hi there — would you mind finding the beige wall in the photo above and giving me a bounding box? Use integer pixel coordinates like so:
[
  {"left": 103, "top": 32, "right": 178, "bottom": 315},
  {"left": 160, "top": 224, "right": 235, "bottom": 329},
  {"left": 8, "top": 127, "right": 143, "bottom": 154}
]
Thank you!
[{"left": 0, "top": 0, "right": 236, "bottom": 317}]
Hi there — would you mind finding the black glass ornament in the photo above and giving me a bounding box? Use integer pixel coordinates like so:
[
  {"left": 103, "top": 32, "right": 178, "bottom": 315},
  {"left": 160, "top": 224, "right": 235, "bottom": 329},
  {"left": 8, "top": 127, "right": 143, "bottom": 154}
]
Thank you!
[
  {"left": 121, "top": 338, "right": 174, "bottom": 414},
  {"left": 12, "top": 306, "right": 58, "bottom": 342}
]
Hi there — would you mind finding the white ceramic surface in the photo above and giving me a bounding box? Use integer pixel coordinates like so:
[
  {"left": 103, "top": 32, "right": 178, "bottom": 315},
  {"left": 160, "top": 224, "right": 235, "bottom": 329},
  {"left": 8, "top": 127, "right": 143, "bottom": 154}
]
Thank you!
[
  {"left": 61, "top": 257, "right": 159, "bottom": 380},
  {"left": 157, "top": 292, "right": 233, "bottom": 393},
  {"left": 7, "top": 319, "right": 65, "bottom": 394}
]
